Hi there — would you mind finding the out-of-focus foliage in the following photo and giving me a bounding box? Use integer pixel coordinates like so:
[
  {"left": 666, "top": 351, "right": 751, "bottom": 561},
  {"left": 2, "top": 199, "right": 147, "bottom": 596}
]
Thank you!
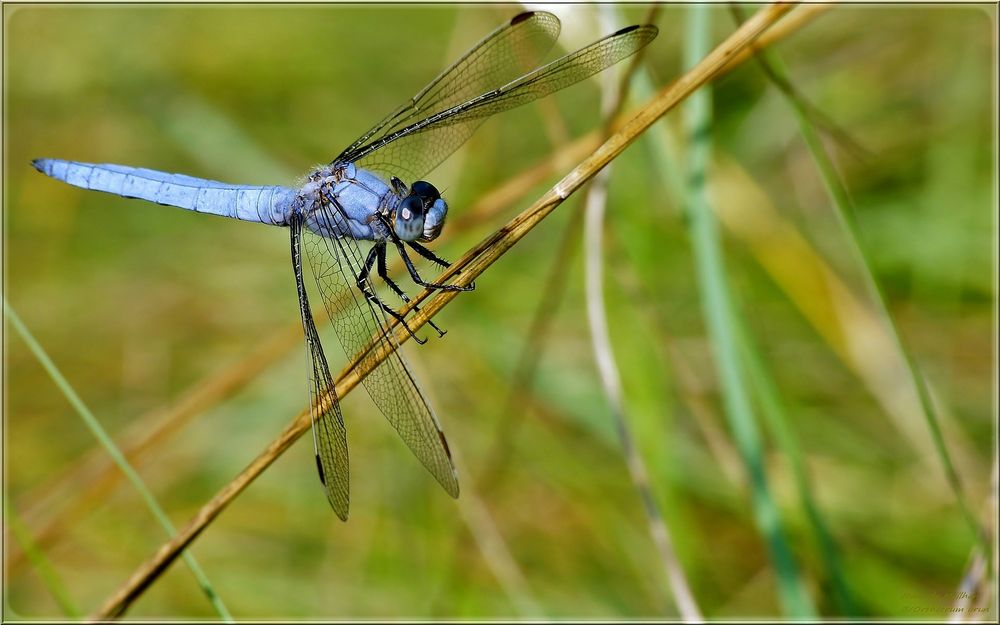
[{"left": 4, "top": 3, "right": 995, "bottom": 620}]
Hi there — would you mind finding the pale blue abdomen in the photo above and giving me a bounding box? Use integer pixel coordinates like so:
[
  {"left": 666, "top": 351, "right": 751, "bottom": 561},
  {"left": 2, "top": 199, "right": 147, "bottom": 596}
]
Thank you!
[
  {"left": 31, "top": 158, "right": 402, "bottom": 243},
  {"left": 32, "top": 159, "right": 297, "bottom": 225}
]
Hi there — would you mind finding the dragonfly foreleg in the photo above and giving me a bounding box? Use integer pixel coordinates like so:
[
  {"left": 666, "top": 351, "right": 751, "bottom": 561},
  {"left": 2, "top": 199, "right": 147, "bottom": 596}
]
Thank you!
[
  {"left": 386, "top": 230, "right": 475, "bottom": 293},
  {"left": 376, "top": 243, "right": 446, "bottom": 338},
  {"left": 405, "top": 241, "right": 450, "bottom": 269},
  {"left": 356, "top": 244, "right": 427, "bottom": 345},
  {"left": 405, "top": 241, "right": 476, "bottom": 290}
]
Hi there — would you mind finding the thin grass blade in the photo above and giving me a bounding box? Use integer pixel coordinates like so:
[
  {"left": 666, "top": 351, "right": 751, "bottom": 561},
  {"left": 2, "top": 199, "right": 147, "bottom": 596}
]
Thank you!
[
  {"left": 731, "top": 7, "right": 987, "bottom": 559},
  {"left": 3, "top": 300, "right": 234, "bottom": 622},
  {"left": 580, "top": 5, "right": 702, "bottom": 620},
  {"left": 681, "top": 5, "right": 816, "bottom": 617},
  {"left": 733, "top": 312, "right": 858, "bottom": 615},
  {"left": 3, "top": 496, "right": 81, "bottom": 618}
]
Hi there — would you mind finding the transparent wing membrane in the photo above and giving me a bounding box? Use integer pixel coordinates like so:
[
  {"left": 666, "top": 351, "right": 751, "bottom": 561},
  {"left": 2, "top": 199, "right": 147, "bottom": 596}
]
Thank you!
[
  {"left": 294, "top": 12, "right": 655, "bottom": 513},
  {"left": 336, "top": 18, "right": 657, "bottom": 183},
  {"left": 334, "top": 11, "right": 561, "bottom": 181},
  {"left": 299, "top": 203, "right": 459, "bottom": 505},
  {"left": 291, "top": 218, "right": 351, "bottom": 519}
]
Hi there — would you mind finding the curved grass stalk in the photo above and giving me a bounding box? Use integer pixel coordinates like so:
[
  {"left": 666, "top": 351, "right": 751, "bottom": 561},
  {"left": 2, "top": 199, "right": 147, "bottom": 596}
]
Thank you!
[
  {"left": 585, "top": 99, "right": 704, "bottom": 621},
  {"left": 92, "top": 4, "right": 796, "bottom": 618},
  {"left": 3, "top": 301, "right": 233, "bottom": 622},
  {"left": 604, "top": 230, "right": 747, "bottom": 487},
  {"left": 580, "top": 4, "right": 701, "bottom": 620}
]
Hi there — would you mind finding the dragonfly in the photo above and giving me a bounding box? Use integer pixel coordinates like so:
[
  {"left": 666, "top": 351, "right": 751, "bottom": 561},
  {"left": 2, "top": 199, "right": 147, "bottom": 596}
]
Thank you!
[{"left": 32, "top": 11, "right": 658, "bottom": 520}]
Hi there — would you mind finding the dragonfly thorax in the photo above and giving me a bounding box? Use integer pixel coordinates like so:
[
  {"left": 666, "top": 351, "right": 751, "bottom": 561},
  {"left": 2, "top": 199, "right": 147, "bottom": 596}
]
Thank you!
[{"left": 294, "top": 163, "right": 447, "bottom": 244}]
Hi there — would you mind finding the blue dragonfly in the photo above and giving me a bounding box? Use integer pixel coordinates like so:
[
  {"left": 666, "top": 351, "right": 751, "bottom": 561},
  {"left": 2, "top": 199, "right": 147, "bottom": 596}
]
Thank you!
[{"left": 33, "top": 11, "right": 657, "bottom": 520}]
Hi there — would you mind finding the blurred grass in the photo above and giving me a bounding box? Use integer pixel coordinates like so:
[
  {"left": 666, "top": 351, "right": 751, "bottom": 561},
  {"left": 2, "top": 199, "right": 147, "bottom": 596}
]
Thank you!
[
  {"left": 581, "top": 4, "right": 701, "bottom": 619},
  {"left": 4, "top": 3, "right": 995, "bottom": 620},
  {"left": 4, "top": 494, "right": 80, "bottom": 618},
  {"left": 732, "top": 5, "right": 985, "bottom": 555},
  {"left": 734, "top": 310, "right": 856, "bottom": 615},
  {"left": 4, "top": 300, "right": 233, "bottom": 620},
  {"left": 682, "top": 5, "right": 815, "bottom": 617}
]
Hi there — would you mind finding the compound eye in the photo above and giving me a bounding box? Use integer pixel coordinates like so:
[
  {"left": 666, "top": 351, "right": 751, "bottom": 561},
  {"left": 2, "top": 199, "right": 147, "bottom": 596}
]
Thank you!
[
  {"left": 398, "top": 195, "right": 424, "bottom": 220},
  {"left": 409, "top": 180, "right": 440, "bottom": 203},
  {"left": 394, "top": 195, "right": 426, "bottom": 242}
]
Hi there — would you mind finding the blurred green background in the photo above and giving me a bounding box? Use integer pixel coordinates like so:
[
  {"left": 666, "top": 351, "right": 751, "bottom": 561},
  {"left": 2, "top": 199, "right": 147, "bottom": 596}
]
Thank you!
[{"left": 3, "top": 3, "right": 995, "bottom": 620}]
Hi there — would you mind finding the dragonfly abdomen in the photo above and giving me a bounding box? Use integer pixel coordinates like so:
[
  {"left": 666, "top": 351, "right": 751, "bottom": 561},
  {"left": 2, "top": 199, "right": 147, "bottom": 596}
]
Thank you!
[{"left": 32, "top": 158, "right": 296, "bottom": 226}]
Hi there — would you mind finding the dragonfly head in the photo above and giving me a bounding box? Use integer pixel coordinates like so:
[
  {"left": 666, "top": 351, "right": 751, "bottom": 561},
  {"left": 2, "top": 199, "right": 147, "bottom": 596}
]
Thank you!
[{"left": 395, "top": 180, "right": 447, "bottom": 242}]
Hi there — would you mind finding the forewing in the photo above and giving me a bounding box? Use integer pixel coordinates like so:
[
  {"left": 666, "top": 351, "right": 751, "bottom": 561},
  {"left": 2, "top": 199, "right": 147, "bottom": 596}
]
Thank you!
[
  {"left": 334, "top": 11, "right": 561, "bottom": 182},
  {"left": 301, "top": 202, "right": 460, "bottom": 498},
  {"left": 291, "top": 218, "right": 350, "bottom": 520},
  {"left": 341, "top": 23, "right": 658, "bottom": 183}
]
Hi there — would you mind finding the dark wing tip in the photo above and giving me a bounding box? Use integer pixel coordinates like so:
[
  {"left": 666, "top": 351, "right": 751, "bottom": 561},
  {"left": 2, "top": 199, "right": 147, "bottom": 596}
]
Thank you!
[
  {"left": 615, "top": 23, "right": 659, "bottom": 39},
  {"left": 314, "top": 455, "right": 327, "bottom": 485},
  {"left": 510, "top": 11, "right": 536, "bottom": 25},
  {"left": 510, "top": 10, "right": 559, "bottom": 27}
]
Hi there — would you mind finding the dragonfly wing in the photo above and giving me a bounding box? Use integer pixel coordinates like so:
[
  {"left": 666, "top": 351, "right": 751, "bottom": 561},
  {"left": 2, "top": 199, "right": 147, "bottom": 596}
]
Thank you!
[
  {"left": 291, "top": 217, "right": 350, "bottom": 519},
  {"left": 300, "top": 201, "right": 459, "bottom": 498},
  {"left": 339, "top": 23, "right": 658, "bottom": 183},
  {"left": 32, "top": 158, "right": 295, "bottom": 225},
  {"left": 334, "top": 10, "right": 561, "bottom": 181}
]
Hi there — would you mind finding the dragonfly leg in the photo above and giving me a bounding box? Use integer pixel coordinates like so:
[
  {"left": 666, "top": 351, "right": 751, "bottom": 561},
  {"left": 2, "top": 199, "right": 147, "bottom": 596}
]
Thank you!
[
  {"left": 377, "top": 244, "right": 447, "bottom": 338},
  {"left": 356, "top": 244, "right": 427, "bottom": 345},
  {"left": 356, "top": 244, "right": 379, "bottom": 285},
  {"left": 405, "top": 241, "right": 450, "bottom": 269},
  {"left": 406, "top": 241, "right": 475, "bottom": 290},
  {"left": 387, "top": 232, "right": 474, "bottom": 293}
]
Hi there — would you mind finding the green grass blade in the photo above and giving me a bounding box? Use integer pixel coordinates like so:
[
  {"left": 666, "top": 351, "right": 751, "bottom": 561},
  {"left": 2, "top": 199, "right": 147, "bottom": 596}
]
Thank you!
[
  {"left": 733, "top": 312, "right": 859, "bottom": 615},
  {"left": 4, "top": 495, "right": 82, "bottom": 618},
  {"left": 4, "top": 300, "right": 234, "bottom": 621},
  {"left": 682, "top": 5, "right": 817, "bottom": 617},
  {"left": 738, "top": 21, "right": 987, "bottom": 561}
]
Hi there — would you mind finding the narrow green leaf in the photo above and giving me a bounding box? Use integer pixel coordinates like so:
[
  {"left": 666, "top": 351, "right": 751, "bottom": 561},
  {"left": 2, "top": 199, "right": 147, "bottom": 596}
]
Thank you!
[
  {"left": 734, "top": 13, "right": 988, "bottom": 564},
  {"left": 4, "top": 496, "right": 82, "bottom": 618},
  {"left": 734, "top": 312, "right": 859, "bottom": 615},
  {"left": 4, "top": 300, "right": 234, "bottom": 621},
  {"left": 682, "top": 6, "right": 817, "bottom": 617}
]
